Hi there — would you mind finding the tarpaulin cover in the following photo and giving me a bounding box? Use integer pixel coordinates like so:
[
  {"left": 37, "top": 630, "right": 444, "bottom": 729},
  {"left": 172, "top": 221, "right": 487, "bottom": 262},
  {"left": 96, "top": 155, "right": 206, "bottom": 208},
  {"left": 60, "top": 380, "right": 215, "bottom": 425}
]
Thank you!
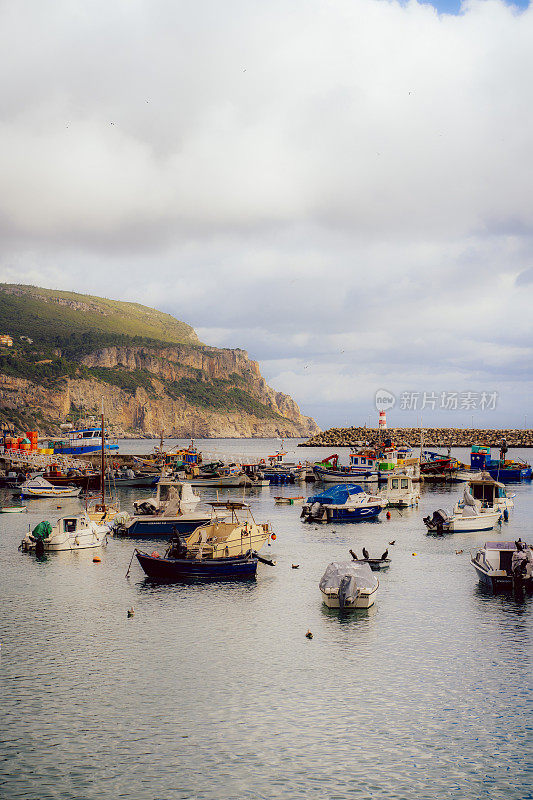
[
  {"left": 319, "top": 561, "right": 377, "bottom": 592},
  {"left": 307, "top": 484, "right": 364, "bottom": 505},
  {"left": 31, "top": 521, "right": 52, "bottom": 540}
]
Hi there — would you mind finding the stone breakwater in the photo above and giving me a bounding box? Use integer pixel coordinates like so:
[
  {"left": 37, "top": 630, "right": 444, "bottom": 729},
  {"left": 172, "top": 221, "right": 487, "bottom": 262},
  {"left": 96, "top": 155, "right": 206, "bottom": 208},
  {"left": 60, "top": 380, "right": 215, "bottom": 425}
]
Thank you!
[{"left": 299, "top": 427, "right": 533, "bottom": 448}]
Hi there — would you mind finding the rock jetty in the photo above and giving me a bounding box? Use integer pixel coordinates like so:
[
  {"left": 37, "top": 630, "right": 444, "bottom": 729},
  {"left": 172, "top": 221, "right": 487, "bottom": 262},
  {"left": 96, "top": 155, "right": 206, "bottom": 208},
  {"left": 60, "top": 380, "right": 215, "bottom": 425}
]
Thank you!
[{"left": 299, "top": 427, "right": 533, "bottom": 449}]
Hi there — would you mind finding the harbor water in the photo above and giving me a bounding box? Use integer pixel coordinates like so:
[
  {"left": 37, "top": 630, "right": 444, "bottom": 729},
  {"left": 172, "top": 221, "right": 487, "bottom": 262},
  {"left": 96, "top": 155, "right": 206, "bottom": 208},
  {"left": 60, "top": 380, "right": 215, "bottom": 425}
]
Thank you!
[{"left": 1, "top": 440, "right": 532, "bottom": 800}]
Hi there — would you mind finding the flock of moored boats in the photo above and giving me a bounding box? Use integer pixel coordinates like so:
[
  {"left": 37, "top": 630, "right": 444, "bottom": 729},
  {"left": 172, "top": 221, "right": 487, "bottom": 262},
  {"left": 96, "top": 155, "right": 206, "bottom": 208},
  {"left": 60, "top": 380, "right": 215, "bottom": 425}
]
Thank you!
[{"left": 7, "top": 435, "right": 533, "bottom": 608}]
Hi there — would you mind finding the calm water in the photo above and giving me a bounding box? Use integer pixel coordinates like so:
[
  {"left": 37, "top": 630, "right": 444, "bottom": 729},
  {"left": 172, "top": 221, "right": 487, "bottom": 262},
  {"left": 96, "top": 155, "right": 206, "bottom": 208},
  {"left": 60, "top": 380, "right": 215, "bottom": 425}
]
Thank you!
[{"left": 1, "top": 440, "right": 532, "bottom": 800}]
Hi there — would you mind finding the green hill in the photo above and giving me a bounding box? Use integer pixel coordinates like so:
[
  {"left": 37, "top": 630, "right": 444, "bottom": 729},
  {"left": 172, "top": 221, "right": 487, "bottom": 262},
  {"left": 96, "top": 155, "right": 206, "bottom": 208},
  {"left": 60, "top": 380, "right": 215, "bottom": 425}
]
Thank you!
[{"left": 0, "top": 284, "right": 199, "bottom": 355}]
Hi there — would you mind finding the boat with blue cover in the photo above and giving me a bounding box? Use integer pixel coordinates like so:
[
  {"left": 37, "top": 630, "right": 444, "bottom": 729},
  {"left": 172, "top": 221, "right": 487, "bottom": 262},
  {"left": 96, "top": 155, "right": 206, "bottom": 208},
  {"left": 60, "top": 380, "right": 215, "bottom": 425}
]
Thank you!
[{"left": 301, "top": 484, "right": 385, "bottom": 523}]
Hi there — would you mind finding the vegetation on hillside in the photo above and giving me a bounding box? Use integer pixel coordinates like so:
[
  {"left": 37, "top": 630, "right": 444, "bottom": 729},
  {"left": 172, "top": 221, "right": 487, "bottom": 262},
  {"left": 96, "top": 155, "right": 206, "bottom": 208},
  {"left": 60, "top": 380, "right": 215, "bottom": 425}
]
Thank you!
[
  {"left": 0, "top": 285, "right": 199, "bottom": 356},
  {"left": 164, "top": 376, "right": 282, "bottom": 419},
  {"left": 0, "top": 284, "right": 295, "bottom": 426}
]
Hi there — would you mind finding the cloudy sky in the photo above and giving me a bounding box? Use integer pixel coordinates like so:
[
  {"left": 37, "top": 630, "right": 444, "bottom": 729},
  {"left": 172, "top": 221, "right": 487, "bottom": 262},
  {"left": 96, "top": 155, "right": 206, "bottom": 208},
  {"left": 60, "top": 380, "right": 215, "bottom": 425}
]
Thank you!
[{"left": 1, "top": 0, "right": 532, "bottom": 430}]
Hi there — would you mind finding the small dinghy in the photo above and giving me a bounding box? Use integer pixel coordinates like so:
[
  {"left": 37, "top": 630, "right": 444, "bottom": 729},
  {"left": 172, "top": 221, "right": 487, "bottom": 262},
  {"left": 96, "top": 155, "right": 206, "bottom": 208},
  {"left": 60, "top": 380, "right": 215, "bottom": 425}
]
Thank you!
[
  {"left": 1, "top": 506, "right": 27, "bottom": 513},
  {"left": 274, "top": 496, "right": 304, "bottom": 505},
  {"left": 319, "top": 561, "right": 379, "bottom": 609},
  {"left": 349, "top": 548, "right": 391, "bottom": 570}
]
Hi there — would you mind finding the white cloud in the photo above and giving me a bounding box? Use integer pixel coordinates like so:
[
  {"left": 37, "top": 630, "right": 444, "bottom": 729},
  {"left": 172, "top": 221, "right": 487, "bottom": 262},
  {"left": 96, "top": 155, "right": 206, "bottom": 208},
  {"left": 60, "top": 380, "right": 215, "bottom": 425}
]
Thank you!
[{"left": 0, "top": 0, "right": 532, "bottom": 427}]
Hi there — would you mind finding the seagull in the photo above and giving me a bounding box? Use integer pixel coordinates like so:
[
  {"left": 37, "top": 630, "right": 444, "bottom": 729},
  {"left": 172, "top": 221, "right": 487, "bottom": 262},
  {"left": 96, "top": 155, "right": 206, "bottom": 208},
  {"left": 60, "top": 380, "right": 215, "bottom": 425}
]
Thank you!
[
  {"left": 362, "top": 547, "right": 369, "bottom": 560},
  {"left": 380, "top": 549, "right": 388, "bottom": 560},
  {"left": 349, "top": 548, "right": 358, "bottom": 560},
  {"left": 389, "top": 540, "right": 395, "bottom": 545}
]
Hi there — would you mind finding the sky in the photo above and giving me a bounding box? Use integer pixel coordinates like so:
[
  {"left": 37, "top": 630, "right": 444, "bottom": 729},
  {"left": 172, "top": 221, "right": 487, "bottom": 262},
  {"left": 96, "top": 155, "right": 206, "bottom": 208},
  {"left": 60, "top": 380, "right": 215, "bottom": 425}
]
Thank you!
[{"left": 0, "top": 0, "right": 532, "bottom": 431}]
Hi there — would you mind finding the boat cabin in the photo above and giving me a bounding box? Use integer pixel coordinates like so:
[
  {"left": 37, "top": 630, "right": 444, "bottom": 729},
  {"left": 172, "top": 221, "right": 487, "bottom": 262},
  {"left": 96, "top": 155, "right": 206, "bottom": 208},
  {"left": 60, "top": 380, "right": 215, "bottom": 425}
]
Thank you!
[
  {"left": 62, "top": 517, "right": 80, "bottom": 533},
  {"left": 156, "top": 480, "right": 198, "bottom": 507},
  {"left": 467, "top": 476, "right": 508, "bottom": 507},
  {"left": 349, "top": 453, "right": 378, "bottom": 470}
]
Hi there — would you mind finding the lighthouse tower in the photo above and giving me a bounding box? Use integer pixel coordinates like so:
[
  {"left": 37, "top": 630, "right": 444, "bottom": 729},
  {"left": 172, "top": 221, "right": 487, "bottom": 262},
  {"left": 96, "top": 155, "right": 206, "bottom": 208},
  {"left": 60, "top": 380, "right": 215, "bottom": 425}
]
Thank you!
[{"left": 378, "top": 410, "right": 387, "bottom": 430}]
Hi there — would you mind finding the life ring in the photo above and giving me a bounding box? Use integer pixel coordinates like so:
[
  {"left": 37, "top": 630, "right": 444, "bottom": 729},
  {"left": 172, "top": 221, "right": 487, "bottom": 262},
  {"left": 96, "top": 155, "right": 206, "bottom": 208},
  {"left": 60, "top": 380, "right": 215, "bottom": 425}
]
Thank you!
[
  {"left": 259, "top": 459, "right": 266, "bottom": 465},
  {"left": 77, "top": 433, "right": 83, "bottom": 439}
]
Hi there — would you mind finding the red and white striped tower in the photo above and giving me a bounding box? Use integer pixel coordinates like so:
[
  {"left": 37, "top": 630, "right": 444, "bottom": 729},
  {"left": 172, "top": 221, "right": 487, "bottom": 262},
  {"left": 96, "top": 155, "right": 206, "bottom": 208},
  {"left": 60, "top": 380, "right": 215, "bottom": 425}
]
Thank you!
[{"left": 378, "top": 410, "right": 387, "bottom": 430}]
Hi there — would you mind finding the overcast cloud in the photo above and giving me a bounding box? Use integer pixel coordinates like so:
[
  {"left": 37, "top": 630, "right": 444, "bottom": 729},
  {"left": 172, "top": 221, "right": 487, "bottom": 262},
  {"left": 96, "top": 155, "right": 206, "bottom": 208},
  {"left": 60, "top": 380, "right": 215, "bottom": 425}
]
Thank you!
[{"left": 0, "top": 0, "right": 532, "bottom": 429}]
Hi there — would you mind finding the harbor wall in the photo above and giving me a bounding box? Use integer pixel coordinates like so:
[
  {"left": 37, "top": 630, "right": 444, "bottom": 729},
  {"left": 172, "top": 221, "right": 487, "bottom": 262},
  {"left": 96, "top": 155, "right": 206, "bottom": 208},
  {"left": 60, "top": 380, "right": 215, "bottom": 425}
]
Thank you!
[{"left": 299, "top": 427, "right": 533, "bottom": 448}]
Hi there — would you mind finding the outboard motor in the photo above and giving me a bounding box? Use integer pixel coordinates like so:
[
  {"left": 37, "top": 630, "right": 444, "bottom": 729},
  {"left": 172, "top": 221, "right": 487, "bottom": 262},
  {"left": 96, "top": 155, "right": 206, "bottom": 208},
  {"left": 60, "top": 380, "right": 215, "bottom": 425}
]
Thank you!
[
  {"left": 423, "top": 509, "right": 449, "bottom": 532},
  {"left": 338, "top": 574, "right": 351, "bottom": 611}
]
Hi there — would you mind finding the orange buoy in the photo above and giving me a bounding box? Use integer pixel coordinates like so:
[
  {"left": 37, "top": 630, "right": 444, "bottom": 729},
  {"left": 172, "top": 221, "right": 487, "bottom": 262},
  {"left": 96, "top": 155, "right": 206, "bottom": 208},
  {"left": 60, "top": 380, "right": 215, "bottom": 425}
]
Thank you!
[
  {"left": 93, "top": 555, "right": 101, "bottom": 563},
  {"left": 271, "top": 533, "right": 276, "bottom": 540},
  {"left": 386, "top": 511, "right": 391, "bottom": 519}
]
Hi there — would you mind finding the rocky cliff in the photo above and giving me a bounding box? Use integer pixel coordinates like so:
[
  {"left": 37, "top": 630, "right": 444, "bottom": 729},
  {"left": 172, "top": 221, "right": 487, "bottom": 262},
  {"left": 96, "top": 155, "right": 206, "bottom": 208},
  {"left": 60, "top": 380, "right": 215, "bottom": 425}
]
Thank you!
[{"left": 0, "top": 343, "right": 318, "bottom": 438}]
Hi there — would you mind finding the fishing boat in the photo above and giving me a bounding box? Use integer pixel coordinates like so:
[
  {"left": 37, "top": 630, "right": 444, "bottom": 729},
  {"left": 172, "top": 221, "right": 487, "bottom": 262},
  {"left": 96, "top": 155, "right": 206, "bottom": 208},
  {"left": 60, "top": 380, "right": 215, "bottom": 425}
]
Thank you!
[
  {"left": 1, "top": 505, "right": 27, "bottom": 513},
  {"left": 42, "top": 466, "right": 100, "bottom": 490},
  {"left": 470, "top": 444, "right": 532, "bottom": 483},
  {"left": 471, "top": 540, "right": 533, "bottom": 590},
  {"left": 44, "top": 427, "right": 119, "bottom": 456},
  {"left": 114, "top": 479, "right": 226, "bottom": 537},
  {"left": 15, "top": 477, "right": 81, "bottom": 499},
  {"left": 133, "top": 502, "right": 275, "bottom": 581},
  {"left": 20, "top": 513, "right": 109, "bottom": 553},
  {"left": 105, "top": 467, "right": 160, "bottom": 488},
  {"left": 313, "top": 453, "right": 379, "bottom": 484},
  {"left": 381, "top": 474, "right": 420, "bottom": 508},
  {"left": 301, "top": 484, "right": 385, "bottom": 523},
  {"left": 319, "top": 562, "right": 379, "bottom": 609},
  {"left": 185, "top": 464, "right": 252, "bottom": 488},
  {"left": 423, "top": 490, "right": 502, "bottom": 534},
  {"left": 454, "top": 474, "right": 514, "bottom": 513}
]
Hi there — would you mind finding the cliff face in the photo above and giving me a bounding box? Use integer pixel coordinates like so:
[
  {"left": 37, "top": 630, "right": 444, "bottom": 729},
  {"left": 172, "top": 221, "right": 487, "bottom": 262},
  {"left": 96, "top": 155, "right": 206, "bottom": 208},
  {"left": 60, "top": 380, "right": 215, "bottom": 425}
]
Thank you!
[
  {"left": 0, "top": 344, "right": 319, "bottom": 438},
  {"left": 0, "top": 283, "right": 319, "bottom": 437}
]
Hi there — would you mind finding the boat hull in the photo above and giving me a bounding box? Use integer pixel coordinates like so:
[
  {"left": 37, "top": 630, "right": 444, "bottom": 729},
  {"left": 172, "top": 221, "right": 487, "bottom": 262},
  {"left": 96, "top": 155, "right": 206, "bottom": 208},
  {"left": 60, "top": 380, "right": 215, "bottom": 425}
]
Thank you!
[
  {"left": 320, "top": 585, "right": 377, "bottom": 608},
  {"left": 118, "top": 515, "right": 212, "bottom": 538},
  {"left": 313, "top": 466, "right": 378, "bottom": 484},
  {"left": 136, "top": 551, "right": 258, "bottom": 580},
  {"left": 19, "top": 487, "right": 81, "bottom": 498},
  {"left": 324, "top": 505, "right": 382, "bottom": 522},
  {"left": 485, "top": 467, "right": 532, "bottom": 483}
]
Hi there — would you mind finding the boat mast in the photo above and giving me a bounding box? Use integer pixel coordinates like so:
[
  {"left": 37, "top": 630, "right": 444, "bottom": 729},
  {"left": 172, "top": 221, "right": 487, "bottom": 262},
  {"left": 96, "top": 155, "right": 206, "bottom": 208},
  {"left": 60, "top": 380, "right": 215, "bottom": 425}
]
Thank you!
[{"left": 101, "top": 406, "right": 105, "bottom": 510}]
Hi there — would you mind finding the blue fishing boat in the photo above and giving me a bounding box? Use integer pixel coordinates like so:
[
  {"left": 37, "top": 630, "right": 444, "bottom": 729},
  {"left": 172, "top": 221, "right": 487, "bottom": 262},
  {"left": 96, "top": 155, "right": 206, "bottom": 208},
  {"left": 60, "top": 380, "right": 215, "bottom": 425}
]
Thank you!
[
  {"left": 301, "top": 484, "right": 384, "bottom": 523},
  {"left": 47, "top": 427, "right": 119, "bottom": 456},
  {"left": 470, "top": 445, "right": 532, "bottom": 483}
]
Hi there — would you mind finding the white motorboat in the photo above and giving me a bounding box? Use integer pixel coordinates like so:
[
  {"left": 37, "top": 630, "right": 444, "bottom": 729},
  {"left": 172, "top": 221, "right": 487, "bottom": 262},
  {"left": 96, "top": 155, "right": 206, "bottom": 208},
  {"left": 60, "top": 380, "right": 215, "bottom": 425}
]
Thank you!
[
  {"left": 114, "top": 479, "right": 227, "bottom": 538},
  {"left": 471, "top": 540, "right": 533, "bottom": 590},
  {"left": 16, "top": 476, "right": 81, "bottom": 499},
  {"left": 424, "top": 489, "right": 502, "bottom": 534},
  {"left": 454, "top": 474, "right": 514, "bottom": 513},
  {"left": 381, "top": 474, "right": 420, "bottom": 508},
  {"left": 319, "top": 562, "right": 379, "bottom": 609},
  {"left": 20, "top": 513, "right": 108, "bottom": 552}
]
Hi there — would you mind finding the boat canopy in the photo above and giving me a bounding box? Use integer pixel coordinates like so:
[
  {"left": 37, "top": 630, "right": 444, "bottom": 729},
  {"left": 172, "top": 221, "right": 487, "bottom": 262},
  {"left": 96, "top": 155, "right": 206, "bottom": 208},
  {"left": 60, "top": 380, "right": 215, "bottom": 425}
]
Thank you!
[
  {"left": 21, "top": 477, "right": 56, "bottom": 490},
  {"left": 308, "top": 484, "right": 365, "bottom": 504}
]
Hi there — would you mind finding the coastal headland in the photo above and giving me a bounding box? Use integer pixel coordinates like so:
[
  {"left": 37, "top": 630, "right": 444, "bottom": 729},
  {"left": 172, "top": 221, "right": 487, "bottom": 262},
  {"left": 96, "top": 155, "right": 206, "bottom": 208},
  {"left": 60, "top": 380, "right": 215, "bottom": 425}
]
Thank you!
[{"left": 299, "top": 426, "right": 533, "bottom": 448}]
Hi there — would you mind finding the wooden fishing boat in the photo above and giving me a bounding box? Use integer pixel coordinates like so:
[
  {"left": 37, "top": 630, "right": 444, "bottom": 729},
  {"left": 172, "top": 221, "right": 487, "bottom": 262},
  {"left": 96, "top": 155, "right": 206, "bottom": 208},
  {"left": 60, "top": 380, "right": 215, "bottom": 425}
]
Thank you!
[
  {"left": 132, "top": 502, "right": 276, "bottom": 581},
  {"left": 1, "top": 505, "right": 27, "bottom": 513},
  {"left": 135, "top": 549, "right": 261, "bottom": 580}
]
